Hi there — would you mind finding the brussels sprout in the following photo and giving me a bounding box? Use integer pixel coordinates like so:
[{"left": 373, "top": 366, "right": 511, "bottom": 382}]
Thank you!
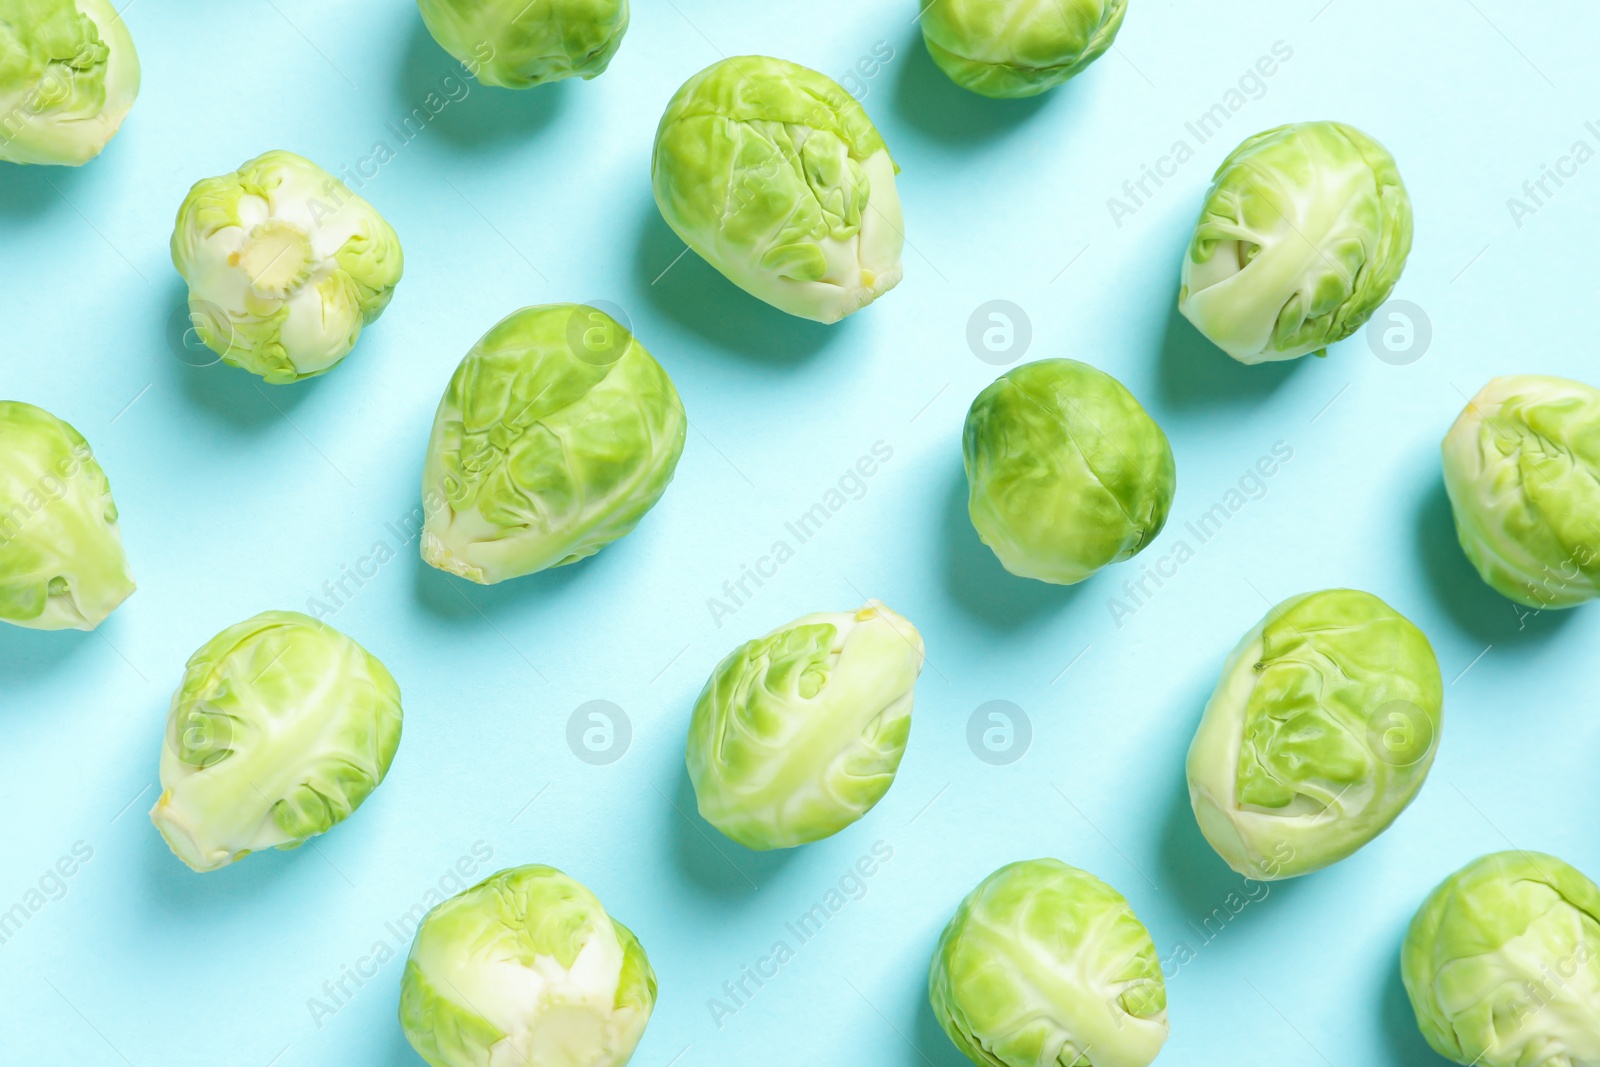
[
  {"left": 1442, "top": 375, "right": 1600, "bottom": 610},
  {"left": 919, "top": 0, "right": 1125, "bottom": 99},
  {"left": 929, "top": 859, "right": 1169, "bottom": 1067},
  {"left": 0, "top": 0, "right": 139, "bottom": 166},
  {"left": 1179, "top": 121, "right": 1413, "bottom": 364},
  {"left": 1186, "top": 589, "right": 1441, "bottom": 880},
  {"left": 149, "top": 611, "right": 402, "bottom": 872},
  {"left": 400, "top": 864, "right": 656, "bottom": 1067},
  {"left": 652, "top": 55, "right": 903, "bottom": 324},
  {"left": 170, "top": 150, "right": 404, "bottom": 384},
  {"left": 687, "top": 600, "right": 923, "bottom": 850},
  {"left": 1403, "top": 851, "right": 1600, "bottom": 1067},
  {"left": 0, "top": 401, "right": 134, "bottom": 630},
  {"left": 963, "top": 358, "right": 1174, "bottom": 585},
  {"left": 417, "top": 0, "right": 628, "bottom": 88},
  {"left": 421, "top": 304, "right": 686, "bottom": 585}
]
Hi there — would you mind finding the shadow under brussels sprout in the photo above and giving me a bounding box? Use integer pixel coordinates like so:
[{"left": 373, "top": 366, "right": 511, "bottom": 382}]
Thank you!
[
  {"left": 0, "top": 626, "right": 94, "bottom": 686},
  {"left": 1379, "top": 941, "right": 1454, "bottom": 1066},
  {"left": 1156, "top": 293, "right": 1305, "bottom": 409},
  {"left": 632, "top": 197, "right": 841, "bottom": 365},
  {"left": 937, "top": 464, "right": 1086, "bottom": 630},
  {"left": 1414, "top": 477, "right": 1575, "bottom": 646},
  {"left": 394, "top": 19, "right": 567, "bottom": 149},
  {"left": 913, "top": 986, "right": 976, "bottom": 1067},
  {"left": 0, "top": 162, "right": 83, "bottom": 218},
  {"left": 888, "top": 27, "right": 1051, "bottom": 142},
  {"left": 665, "top": 761, "right": 798, "bottom": 898}
]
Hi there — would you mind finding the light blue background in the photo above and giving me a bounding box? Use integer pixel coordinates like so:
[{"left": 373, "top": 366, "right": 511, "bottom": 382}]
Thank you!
[{"left": 3, "top": 0, "right": 1598, "bottom": 1064}]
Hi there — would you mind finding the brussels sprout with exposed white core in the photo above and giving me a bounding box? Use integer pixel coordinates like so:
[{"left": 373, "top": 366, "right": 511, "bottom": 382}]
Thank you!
[
  {"left": 171, "top": 150, "right": 404, "bottom": 383},
  {"left": 0, "top": 401, "right": 134, "bottom": 630},
  {"left": 1403, "top": 851, "right": 1600, "bottom": 1067},
  {"left": 1179, "top": 121, "right": 1412, "bottom": 364},
  {"left": 929, "top": 859, "right": 1169, "bottom": 1067},
  {"left": 149, "top": 611, "right": 402, "bottom": 872},
  {"left": 963, "top": 358, "right": 1175, "bottom": 585},
  {"left": 0, "top": 0, "right": 140, "bottom": 165},
  {"left": 920, "top": 0, "right": 1125, "bottom": 99},
  {"left": 687, "top": 600, "right": 924, "bottom": 850},
  {"left": 400, "top": 864, "right": 656, "bottom": 1067},
  {"left": 1442, "top": 375, "right": 1600, "bottom": 610},
  {"left": 421, "top": 304, "right": 686, "bottom": 585},
  {"left": 417, "top": 0, "right": 629, "bottom": 88},
  {"left": 652, "top": 55, "right": 904, "bottom": 324},
  {"left": 1187, "top": 589, "right": 1442, "bottom": 880}
]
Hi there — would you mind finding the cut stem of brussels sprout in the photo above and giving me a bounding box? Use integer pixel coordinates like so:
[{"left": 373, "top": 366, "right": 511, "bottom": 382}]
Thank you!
[
  {"left": 929, "top": 859, "right": 1169, "bottom": 1067},
  {"left": 0, "top": 0, "right": 140, "bottom": 166},
  {"left": 1442, "top": 375, "right": 1600, "bottom": 609},
  {"left": 686, "top": 600, "right": 924, "bottom": 850},
  {"left": 920, "top": 0, "right": 1126, "bottom": 99},
  {"left": 963, "top": 358, "right": 1175, "bottom": 585},
  {"left": 1402, "top": 851, "right": 1600, "bottom": 1067},
  {"left": 652, "top": 56, "right": 904, "bottom": 324},
  {"left": 421, "top": 304, "right": 686, "bottom": 585},
  {"left": 149, "top": 611, "right": 402, "bottom": 872},
  {"left": 0, "top": 401, "right": 134, "bottom": 630},
  {"left": 1186, "top": 589, "right": 1442, "bottom": 880},
  {"left": 170, "top": 150, "right": 404, "bottom": 383},
  {"left": 417, "top": 0, "right": 630, "bottom": 88},
  {"left": 1178, "top": 121, "right": 1412, "bottom": 364},
  {"left": 399, "top": 865, "right": 656, "bottom": 1067}
]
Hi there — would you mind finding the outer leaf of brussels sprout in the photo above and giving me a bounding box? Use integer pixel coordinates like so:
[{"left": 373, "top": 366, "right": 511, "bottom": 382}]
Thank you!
[
  {"left": 1187, "top": 589, "right": 1442, "bottom": 880},
  {"left": 963, "top": 358, "right": 1175, "bottom": 585},
  {"left": 421, "top": 304, "right": 686, "bottom": 585},
  {"left": 149, "top": 611, "right": 402, "bottom": 872},
  {"left": 1402, "top": 851, "right": 1600, "bottom": 1067},
  {"left": 686, "top": 600, "right": 923, "bottom": 850},
  {"left": 399, "top": 864, "right": 657, "bottom": 1067},
  {"left": 1442, "top": 375, "right": 1600, "bottom": 609},
  {"left": 0, "top": 0, "right": 139, "bottom": 165},
  {"left": 417, "top": 0, "right": 629, "bottom": 88},
  {"left": 651, "top": 55, "right": 904, "bottom": 324},
  {"left": 0, "top": 401, "right": 134, "bottom": 630},
  {"left": 920, "top": 0, "right": 1125, "bottom": 99},
  {"left": 1179, "top": 121, "right": 1412, "bottom": 364},
  {"left": 929, "top": 859, "right": 1169, "bottom": 1067},
  {"left": 170, "top": 150, "right": 404, "bottom": 383}
]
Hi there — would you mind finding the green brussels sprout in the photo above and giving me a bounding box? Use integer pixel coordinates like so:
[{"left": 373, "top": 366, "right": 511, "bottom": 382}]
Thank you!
[
  {"left": 400, "top": 864, "right": 656, "bottom": 1067},
  {"left": 1442, "top": 375, "right": 1600, "bottom": 610},
  {"left": 421, "top": 304, "right": 686, "bottom": 585},
  {"left": 417, "top": 0, "right": 628, "bottom": 88},
  {"left": 1187, "top": 589, "right": 1442, "bottom": 880},
  {"left": 929, "top": 859, "right": 1169, "bottom": 1067},
  {"left": 170, "top": 150, "right": 404, "bottom": 384},
  {"left": 149, "top": 611, "right": 402, "bottom": 873},
  {"left": 919, "top": 0, "right": 1125, "bottom": 99},
  {"left": 652, "top": 55, "right": 903, "bottom": 324},
  {"left": 0, "top": 0, "right": 139, "bottom": 166},
  {"left": 686, "top": 600, "right": 923, "bottom": 850},
  {"left": 963, "top": 358, "right": 1175, "bottom": 585},
  {"left": 1179, "top": 121, "right": 1413, "bottom": 364},
  {"left": 1403, "top": 851, "right": 1600, "bottom": 1067},
  {"left": 0, "top": 401, "right": 134, "bottom": 630}
]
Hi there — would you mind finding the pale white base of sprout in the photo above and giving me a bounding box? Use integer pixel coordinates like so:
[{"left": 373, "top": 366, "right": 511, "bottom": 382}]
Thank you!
[
  {"left": 0, "top": 0, "right": 140, "bottom": 166},
  {"left": 149, "top": 791, "right": 287, "bottom": 873}
]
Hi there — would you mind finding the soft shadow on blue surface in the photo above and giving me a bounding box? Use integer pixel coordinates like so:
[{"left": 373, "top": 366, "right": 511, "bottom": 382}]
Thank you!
[
  {"left": 0, "top": 163, "right": 81, "bottom": 217},
  {"left": 394, "top": 21, "right": 567, "bottom": 148},
  {"left": 889, "top": 28, "right": 1051, "bottom": 142},
  {"left": 1380, "top": 941, "right": 1453, "bottom": 1066},
  {"left": 938, "top": 464, "right": 1086, "bottom": 630},
  {"left": 0, "top": 627, "right": 93, "bottom": 687},
  {"left": 1415, "top": 477, "right": 1576, "bottom": 647},
  {"left": 1156, "top": 296, "right": 1305, "bottom": 409},
  {"left": 632, "top": 197, "right": 841, "bottom": 366},
  {"left": 665, "top": 763, "right": 796, "bottom": 898},
  {"left": 912, "top": 988, "right": 972, "bottom": 1067},
  {"left": 139, "top": 814, "right": 305, "bottom": 914},
  {"left": 387, "top": 1021, "right": 424, "bottom": 1065}
]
